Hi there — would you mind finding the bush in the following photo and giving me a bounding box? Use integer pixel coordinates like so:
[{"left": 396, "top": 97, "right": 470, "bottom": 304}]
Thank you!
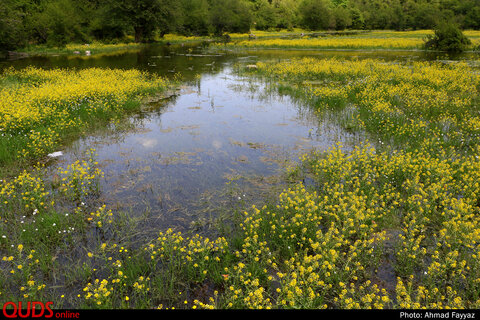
[
  {"left": 209, "top": 0, "right": 252, "bottom": 35},
  {"left": 424, "top": 22, "right": 471, "bottom": 53},
  {"left": 0, "top": 1, "right": 26, "bottom": 51},
  {"left": 298, "top": 0, "right": 335, "bottom": 30}
]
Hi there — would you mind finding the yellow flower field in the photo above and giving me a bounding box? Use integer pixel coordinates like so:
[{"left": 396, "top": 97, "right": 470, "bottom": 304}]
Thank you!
[
  {"left": 224, "top": 30, "right": 480, "bottom": 50},
  {"left": 231, "top": 37, "right": 424, "bottom": 49},
  {"left": 0, "top": 67, "right": 170, "bottom": 165},
  {"left": 231, "top": 56, "right": 480, "bottom": 308},
  {"left": 253, "top": 57, "right": 480, "bottom": 152}
]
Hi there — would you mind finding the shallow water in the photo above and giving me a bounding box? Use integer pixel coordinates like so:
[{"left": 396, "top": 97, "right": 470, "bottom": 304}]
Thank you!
[
  {"left": 55, "top": 64, "right": 362, "bottom": 234},
  {"left": 3, "top": 42, "right": 463, "bottom": 235}
]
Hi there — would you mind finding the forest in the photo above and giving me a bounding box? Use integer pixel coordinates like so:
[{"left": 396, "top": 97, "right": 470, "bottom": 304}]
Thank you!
[{"left": 1, "top": 0, "right": 480, "bottom": 51}]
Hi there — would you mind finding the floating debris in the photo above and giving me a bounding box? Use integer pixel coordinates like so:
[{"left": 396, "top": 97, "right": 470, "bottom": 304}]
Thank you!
[{"left": 48, "top": 151, "right": 63, "bottom": 158}]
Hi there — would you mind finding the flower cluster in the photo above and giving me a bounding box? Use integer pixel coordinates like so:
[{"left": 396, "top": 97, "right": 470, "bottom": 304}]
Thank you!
[{"left": 0, "top": 67, "right": 170, "bottom": 165}]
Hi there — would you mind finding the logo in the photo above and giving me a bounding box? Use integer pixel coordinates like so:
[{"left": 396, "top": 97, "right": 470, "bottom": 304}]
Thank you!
[{"left": 2, "top": 302, "right": 53, "bottom": 318}]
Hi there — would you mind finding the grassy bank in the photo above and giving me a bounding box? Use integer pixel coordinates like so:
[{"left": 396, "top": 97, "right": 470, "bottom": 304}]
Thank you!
[
  {"left": 11, "top": 35, "right": 203, "bottom": 57},
  {"left": 11, "top": 41, "right": 144, "bottom": 57},
  {"left": 0, "top": 67, "right": 172, "bottom": 173},
  {"left": 221, "top": 30, "right": 480, "bottom": 50}
]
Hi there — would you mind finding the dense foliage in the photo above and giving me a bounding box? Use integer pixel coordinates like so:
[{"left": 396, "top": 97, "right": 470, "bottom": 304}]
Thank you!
[
  {"left": 1, "top": 0, "right": 480, "bottom": 51},
  {"left": 424, "top": 21, "right": 472, "bottom": 52}
]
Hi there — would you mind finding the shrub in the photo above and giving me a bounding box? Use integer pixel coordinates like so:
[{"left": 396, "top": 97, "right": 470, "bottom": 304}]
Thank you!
[{"left": 424, "top": 22, "right": 471, "bottom": 52}]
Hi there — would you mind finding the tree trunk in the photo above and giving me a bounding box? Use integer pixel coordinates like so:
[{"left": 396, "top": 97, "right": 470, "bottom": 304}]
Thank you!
[{"left": 134, "top": 26, "right": 144, "bottom": 43}]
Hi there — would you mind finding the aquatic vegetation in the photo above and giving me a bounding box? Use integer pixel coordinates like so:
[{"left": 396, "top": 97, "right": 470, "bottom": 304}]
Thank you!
[
  {"left": 227, "top": 28, "right": 311, "bottom": 40},
  {"left": 250, "top": 57, "right": 480, "bottom": 154},
  {"left": 162, "top": 34, "right": 209, "bottom": 43},
  {"left": 57, "top": 149, "right": 103, "bottom": 202},
  {"left": 65, "top": 42, "right": 141, "bottom": 54},
  {"left": 219, "top": 55, "right": 480, "bottom": 309},
  {"left": 0, "top": 149, "right": 104, "bottom": 301}
]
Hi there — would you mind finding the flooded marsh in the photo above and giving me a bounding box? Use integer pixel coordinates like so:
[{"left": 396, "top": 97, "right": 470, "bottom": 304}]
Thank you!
[{"left": 1, "top": 40, "right": 480, "bottom": 309}]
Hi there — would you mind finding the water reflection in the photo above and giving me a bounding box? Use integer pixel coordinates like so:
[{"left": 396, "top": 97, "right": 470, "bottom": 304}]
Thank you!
[{"left": 61, "top": 66, "right": 360, "bottom": 235}]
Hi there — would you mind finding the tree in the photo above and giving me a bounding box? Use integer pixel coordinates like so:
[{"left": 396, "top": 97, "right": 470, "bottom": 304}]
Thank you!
[
  {"left": 298, "top": 0, "right": 334, "bottom": 30},
  {"left": 463, "top": 3, "right": 480, "bottom": 29},
  {"left": 332, "top": 5, "right": 352, "bottom": 30},
  {"left": 27, "top": 0, "right": 87, "bottom": 46},
  {"left": 3, "top": 0, "right": 480, "bottom": 51},
  {"left": 105, "top": 0, "right": 182, "bottom": 43},
  {"left": 209, "top": 0, "right": 252, "bottom": 35},
  {"left": 250, "top": 0, "right": 277, "bottom": 30},
  {"left": 179, "top": 0, "right": 210, "bottom": 36},
  {"left": 272, "top": 0, "right": 299, "bottom": 30},
  {"left": 0, "top": 0, "right": 26, "bottom": 51},
  {"left": 424, "top": 21, "right": 472, "bottom": 52},
  {"left": 348, "top": 6, "right": 364, "bottom": 29},
  {"left": 88, "top": 1, "right": 129, "bottom": 41},
  {"left": 413, "top": 1, "right": 441, "bottom": 29}
]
